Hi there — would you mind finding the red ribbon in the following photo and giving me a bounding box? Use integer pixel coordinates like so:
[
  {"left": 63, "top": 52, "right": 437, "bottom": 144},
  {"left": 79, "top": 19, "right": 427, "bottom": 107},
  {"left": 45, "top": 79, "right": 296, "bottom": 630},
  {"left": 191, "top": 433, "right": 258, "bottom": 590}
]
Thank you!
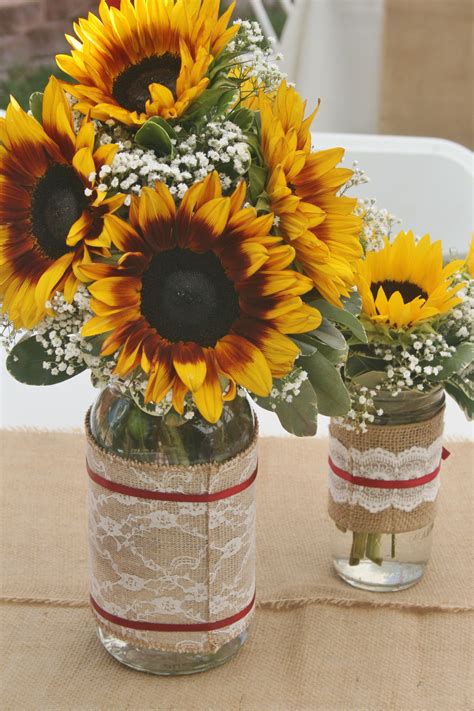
[
  {"left": 90, "top": 592, "right": 256, "bottom": 632},
  {"left": 87, "top": 462, "right": 258, "bottom": 502},
  {"left": 328, "top": 447, "right": 450, "bottom": 490}
]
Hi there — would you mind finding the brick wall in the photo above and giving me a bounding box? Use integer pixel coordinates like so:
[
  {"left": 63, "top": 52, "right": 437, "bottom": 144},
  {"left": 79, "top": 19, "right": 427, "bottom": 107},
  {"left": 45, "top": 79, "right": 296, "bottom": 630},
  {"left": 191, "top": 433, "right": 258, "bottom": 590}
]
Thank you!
[{"left": 0, "top": 0, "right": 100, "bottom": 78}]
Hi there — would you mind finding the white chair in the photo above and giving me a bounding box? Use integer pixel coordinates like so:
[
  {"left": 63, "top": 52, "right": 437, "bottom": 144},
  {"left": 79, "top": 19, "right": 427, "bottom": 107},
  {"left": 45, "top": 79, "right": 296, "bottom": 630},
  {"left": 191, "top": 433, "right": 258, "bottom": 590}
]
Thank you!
[
  {"left": 257, "top": 0, "right": 385, "bottom": 136},
  {"left": 249, "top": 0, "right": 295, "bottom": 41}
]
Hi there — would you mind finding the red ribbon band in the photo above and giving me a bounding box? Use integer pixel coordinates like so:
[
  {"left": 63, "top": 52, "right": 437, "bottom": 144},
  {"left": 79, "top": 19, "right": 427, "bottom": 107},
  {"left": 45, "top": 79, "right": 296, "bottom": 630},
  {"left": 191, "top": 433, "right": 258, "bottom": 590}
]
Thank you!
[
  {"left": 328, "top": 447, "right": 450, "bottom": 490},
  {"left": 87, "top": 462, "right": 258, "bottom": 502},
  {"left": 90, "top": 592, "right": 256, "bottom": 632}
]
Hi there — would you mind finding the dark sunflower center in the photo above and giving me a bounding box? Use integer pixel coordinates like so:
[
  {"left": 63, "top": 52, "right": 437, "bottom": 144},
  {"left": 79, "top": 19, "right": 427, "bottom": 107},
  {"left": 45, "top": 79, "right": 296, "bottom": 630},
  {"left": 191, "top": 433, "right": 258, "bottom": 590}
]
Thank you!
[
  {"left": 31, "top": 164, "right": 87, "bottom": 260},
  {"left": 112, "top": 54, "right": 182, "bottom": 114},
  {"left": 141, "top": 248, "right": 240, "bottom": 347},
  {"left": 371, "top": 280, "right": 428, "bottom": 302}
]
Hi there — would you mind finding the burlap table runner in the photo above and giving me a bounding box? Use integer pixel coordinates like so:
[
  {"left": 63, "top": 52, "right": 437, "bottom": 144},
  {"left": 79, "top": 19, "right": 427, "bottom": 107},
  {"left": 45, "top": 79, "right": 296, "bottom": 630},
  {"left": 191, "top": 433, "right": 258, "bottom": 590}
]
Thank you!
[{"left": 1, "top": 431, "right": 473, "bottom": 710}]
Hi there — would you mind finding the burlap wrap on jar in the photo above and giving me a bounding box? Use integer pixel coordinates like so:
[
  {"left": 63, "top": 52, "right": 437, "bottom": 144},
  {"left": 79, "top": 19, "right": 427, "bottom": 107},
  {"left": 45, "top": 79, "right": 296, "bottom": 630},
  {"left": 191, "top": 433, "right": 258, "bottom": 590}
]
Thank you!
[
  {"left": 328, "top": 409, "right": 446, "bottom": 534},
  {"left": 85, "top": 411, "right": 257, "bottom": 654}
]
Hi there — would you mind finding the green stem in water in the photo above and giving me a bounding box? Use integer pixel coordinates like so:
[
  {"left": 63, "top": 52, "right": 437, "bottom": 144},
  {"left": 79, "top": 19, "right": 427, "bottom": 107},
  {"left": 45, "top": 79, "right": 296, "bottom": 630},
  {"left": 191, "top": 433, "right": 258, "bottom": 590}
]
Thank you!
[
  {"left": 365, "top": 533, "right": 383, "bottom": 566},
  {"left": 391, "top": 533, "right": 396, "bottom": 559},
  {"left": 349, "top": 532, "right": 368, "bottom": 566}
]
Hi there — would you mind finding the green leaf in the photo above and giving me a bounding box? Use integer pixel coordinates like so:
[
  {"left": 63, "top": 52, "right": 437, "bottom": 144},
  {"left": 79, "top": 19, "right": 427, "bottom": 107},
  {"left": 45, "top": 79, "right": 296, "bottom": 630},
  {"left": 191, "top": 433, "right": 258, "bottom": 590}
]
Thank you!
[
  {"left": 345, "top": 352, "right": 387, "bottom": 379},
  {"left": 310, "top": 318, "right": 347, "bottom": 351},
  {"left": 342, "top": 291, "right": 362, "bottom": 316},
  {"left": 316, "top": 341, "right": 348, "bottom": 365},
  {"left": 183, "top": 79, "right": 239, "bottom": 120},
  {"left": 29, "top": 92, "right": 43, "bottom": 123},
  {"left": 218, "top": 90, "right": 240, "bottom": 115},
  {"left": 248, "top": 163, "right": 268, "bottom": 202},
  {"left": 254, "top": 378, "right": 318, "bottom": 437},
  {"left": 229, "top": 108, "right": 255, "bottom": 132},
  {"left": 445, "top": 380, "right": 474, "bottom": 420},
  {"left": 301, "top": 351, "right": 351, "bottom": 416},
  {"left": 351, "top": 370, "right": 388, "bottom": 389},
  {"left": 311, "top": 298, "right": 367, "bottom": 343},
  {"left": 432, "top": 343, "right": 474, "bottom": 382},
  {"left": 146, "top": 116, "right": 178, "bottom": 140},
  {"left": 245, "top": 134, "right": 264, "bottom": 162},
  {"left": 292, "top": 335, "right": 318, "bottom": 357},
  {"left": 135, "top": 118, "right": 174, "bottom": 156},
  {"left": 208, "top": 50, "right": 243, "bottom": 80},
  {"left": 255, "top": 193, "right": 271, "bottom": 214},
  {"left": 6, "top": 336, "right": 86, "bottom": 386}
]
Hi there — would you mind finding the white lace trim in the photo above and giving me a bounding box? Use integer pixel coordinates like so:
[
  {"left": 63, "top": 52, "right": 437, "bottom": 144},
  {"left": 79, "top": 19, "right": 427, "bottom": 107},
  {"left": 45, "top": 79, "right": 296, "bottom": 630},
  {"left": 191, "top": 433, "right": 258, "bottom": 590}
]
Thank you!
[
  {"left": 87, "top": 446, "right": 257, "bottom": 654},
  {"left": 328, "top": 436, "right": 443, "bottom": 513}
]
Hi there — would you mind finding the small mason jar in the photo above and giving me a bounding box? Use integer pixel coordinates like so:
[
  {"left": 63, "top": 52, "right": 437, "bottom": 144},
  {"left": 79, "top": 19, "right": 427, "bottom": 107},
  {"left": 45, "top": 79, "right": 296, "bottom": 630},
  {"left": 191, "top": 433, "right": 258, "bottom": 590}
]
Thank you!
[
  {"left": 329, "top": 386, "right": 445, "bottom": 592},
  {"left": 87, "top": 384, "right": 257, "bottom": 675}
]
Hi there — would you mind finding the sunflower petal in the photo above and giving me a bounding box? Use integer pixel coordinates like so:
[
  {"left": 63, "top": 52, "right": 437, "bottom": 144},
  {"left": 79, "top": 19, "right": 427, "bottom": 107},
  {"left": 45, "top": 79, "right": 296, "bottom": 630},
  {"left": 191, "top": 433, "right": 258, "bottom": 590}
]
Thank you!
[
  {"left": 215, "top": 333, "right": 272, "bottom": 397},
  {"left": 172, "top": 342, "right": 207, "bottom": 392},
  {"left": 192, "top": 350, "right": 223, "bottom": 423}
]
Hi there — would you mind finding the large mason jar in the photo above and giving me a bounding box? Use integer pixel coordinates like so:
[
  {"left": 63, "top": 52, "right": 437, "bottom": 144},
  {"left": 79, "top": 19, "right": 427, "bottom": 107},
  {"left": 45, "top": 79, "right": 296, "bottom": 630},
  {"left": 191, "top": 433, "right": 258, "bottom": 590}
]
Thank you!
[
  {"left": 86, "top": 384, "right": 258, "bottom": 674},
  {"left": 329, "top": 386, "right": 446, "bottom": 592}
]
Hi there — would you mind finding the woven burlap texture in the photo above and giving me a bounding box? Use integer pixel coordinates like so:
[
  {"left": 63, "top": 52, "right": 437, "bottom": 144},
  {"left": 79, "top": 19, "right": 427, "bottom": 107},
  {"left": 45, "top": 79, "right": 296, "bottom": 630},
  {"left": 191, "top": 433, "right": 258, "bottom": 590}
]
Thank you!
[
  {"left": 85, "top": 414, "right": 257, "bottom": 654},
  {"left": 1, "top": 432, "right": 473, "bottom": 710},
  {"left": 328, "top": 411, "right": 444, "bottom": 533}
]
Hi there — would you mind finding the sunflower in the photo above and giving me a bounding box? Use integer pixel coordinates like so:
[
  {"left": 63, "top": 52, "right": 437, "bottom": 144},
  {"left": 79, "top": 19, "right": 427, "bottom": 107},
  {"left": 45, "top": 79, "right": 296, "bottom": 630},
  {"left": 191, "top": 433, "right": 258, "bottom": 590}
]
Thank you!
[
  {"left": 259, "top": 81, "right": 363, "bottom": 306},
  {"left": 356, "top": 231, "right": 464, "bottom": 329},
  {"left": 80, "top": 172, "right": 321, "bottom": 423},
  {"left": 0, "top": 77, "right": 122, "bottom": 329},
  {"left": 56, "top": 0, "right": 239, "bottom": 127}
]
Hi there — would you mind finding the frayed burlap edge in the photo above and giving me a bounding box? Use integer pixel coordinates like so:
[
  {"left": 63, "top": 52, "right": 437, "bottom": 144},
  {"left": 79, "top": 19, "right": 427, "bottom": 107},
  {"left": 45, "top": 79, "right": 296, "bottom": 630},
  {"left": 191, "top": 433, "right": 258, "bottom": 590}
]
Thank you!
[
  {"left": 329, "top": 409, "right": 444, "bottom": 454},
  {"left": 85, "top": 408, "right": 259, "bottom": 494},
  {"left": 328, "top": 410, "right": 444, "bottom": 534},
  {"left": 328, "top": 498, "right": 437, "bottom": 534}
]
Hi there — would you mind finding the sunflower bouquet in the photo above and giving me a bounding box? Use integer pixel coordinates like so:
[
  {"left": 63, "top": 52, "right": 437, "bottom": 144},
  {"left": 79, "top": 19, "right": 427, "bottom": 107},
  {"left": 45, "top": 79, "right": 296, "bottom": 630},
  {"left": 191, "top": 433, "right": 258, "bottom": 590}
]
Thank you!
[
  {"left": 343, "top": 231, "right": 473, "bottom": 427},
  {"left": 0, "top": 0, "right": 365, "bottom": 444},
  {"left": 328, "top": 230, "right": 473, "bottom": 590},
  {"left": 0, "top": 0, "right": 377, "bottom": 674}
]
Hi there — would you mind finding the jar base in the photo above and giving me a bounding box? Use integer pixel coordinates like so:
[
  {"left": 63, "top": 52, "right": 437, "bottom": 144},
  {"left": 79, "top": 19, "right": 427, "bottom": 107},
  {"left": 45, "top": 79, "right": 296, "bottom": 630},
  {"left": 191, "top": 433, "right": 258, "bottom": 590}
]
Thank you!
[
  {"left": 333, "top": 558, "right": 426, "bottom": 592},
  {"left": 97, "top": 626, "right": 248, "bottom": 676}
]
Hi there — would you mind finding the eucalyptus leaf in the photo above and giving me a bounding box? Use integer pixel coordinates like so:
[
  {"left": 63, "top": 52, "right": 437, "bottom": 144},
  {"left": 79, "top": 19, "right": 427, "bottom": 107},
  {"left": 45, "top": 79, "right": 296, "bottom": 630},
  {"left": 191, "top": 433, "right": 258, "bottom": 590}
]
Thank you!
[
  {"left": 208, "top": 50, "right": 243, "bottom": 80},
  {"left": 432, "top": 342, "right": 474, "bottom": 382},
  {"left": 248, "top": 163, "right": 268, "bottom": 202},
  {"left": 216, "top": 89, "right": 240, "bottom": 115},
  {"left": 145, "top": 116, "right": 178, "bottom": 140},
  {"left": 445, "top": 380, "right": 474, "bottom": 420},
  {"left": 342, "top": 291, "right": 362, "bottom": 316},
  {"left": 6, "top": 336, "right": 86, "bottom": 386},
  {"left": 351, "top": 370, "right": 388, "bottom": 389},
  {"left": 135, "top": 118, "right": 174, "bottom": 156},
  {"left": 310, "top": 318, "right": 347, "bottom": 351},
  {"left": 245, "top": 134, "right": 264, "bottom": 162},
  {"left": 447, "top": 368, "right": 474, "bottom": 400},
  {"left": 29, "top": 92, "right": 43, "bottom": 123},
  {"left": 315, "top": 341, "right": 348, "bottom": 365},
  {"left": 255, "top": 193, "right": 271, "bottom": 214},
  {"left": 292, "top": 335, "right": 318, "bottom": 357},
  {"left": 184, "top": 79, "right": 239, "bottom": 120},
  {"left": 229, "top": 108, "right": 255, "bottom": 132},
  {"left": 301, "top": 351, "right": 351, "bottom": 416},
  {"left": 254, "top": 378, "right": 318, "bottom": 437},
  {"left": 345, "top": 352, "right": 387, "bottom": 379},
  {"left": 311, "top": 298, "right": 367, "bottom": 343}
]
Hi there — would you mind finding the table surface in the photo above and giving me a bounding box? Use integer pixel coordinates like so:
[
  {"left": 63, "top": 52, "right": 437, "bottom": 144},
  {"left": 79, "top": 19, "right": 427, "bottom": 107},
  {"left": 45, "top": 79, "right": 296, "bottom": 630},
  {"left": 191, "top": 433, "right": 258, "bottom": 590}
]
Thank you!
[{"left": 1, "top": 431, "right": 473, "bottom": 711}]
